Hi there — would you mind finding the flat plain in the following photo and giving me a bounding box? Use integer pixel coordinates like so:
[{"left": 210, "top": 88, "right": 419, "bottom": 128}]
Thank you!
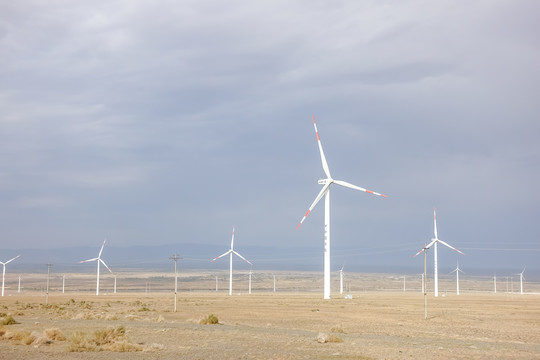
[{"left": 0, "top": 272, "right": 539, "bottom": 359}]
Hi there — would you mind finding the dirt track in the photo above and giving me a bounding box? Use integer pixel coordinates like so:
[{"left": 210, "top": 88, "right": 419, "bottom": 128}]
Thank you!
[{"left": 1, "top": 291, "right": 539, "bottom": 359}]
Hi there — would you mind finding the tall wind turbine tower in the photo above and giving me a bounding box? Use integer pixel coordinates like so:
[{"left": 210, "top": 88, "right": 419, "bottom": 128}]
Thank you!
[
  {"left": 450, "top": 259, "right": 464, "bottom": 295},
  {"left": 211, "top": 226, "right": 252, "bottom": 296},
  {"left": 339, "top": 262, "right": 346, "bottom": 295},
  {"left": 518, "top": 268, "right": 525, "bottom": 295},
  {"left": 0, "top": 255, "right": 20, "bottom": 297},
  {"left": 297, "top": 116, "right": 387, "bottom": 299},
  {"left": 79, "top": 239, "right": 113, "bottom": 296},
  {"left": 414, "top": 209, "right": 464, "bottom": 297}
]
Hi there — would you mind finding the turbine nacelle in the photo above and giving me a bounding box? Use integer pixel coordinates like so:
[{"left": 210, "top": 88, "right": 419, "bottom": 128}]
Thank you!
[{"left": 318, "top": 178, "right": 332, "bottom": 185}]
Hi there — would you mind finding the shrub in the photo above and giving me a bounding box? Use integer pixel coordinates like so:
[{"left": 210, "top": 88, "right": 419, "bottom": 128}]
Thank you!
[
  {"left": 200, "top": 314, "right": 219, "bottom": 325},
  {"left": 327, "top": 335, "right": 343, "bottom": 343},
  {"left": 330, "top": 325, "right": 345, "bottom": 333},
  {"left": 68, "top": 326, "right": 141, "bottom": 352},
  {"left": 44, "top": 327, "right": 66, "bottom": 341},
  {"left": 93, "top": 326, "right": 126, "bottom": 346},
  {"left": 2, "top": 315, "right": 19, "bottom": 325},
  {"left": 68, "top": 331, "right": 96, "bottom": 352}
]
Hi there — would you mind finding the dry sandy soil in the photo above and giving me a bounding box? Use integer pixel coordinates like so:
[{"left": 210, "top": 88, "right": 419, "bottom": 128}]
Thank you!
[{"left": 1, "top": 288, "right": 539, "bottom": 359}]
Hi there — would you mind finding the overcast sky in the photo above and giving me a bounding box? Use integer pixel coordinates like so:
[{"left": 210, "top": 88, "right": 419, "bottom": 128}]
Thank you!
[{"left": 1, "top": 1, "right": 539, "bottom": 274}]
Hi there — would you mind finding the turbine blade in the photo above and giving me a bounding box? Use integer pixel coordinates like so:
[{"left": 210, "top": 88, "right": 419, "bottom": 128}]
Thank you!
[
  {"left": 312, "top": 115, "right": 331, "bottom": 179},
  {"left": 334, "top": 180, "right": 387, "bottom": 197},
  {"left": 231, "top": 226, "right": 235, "bottom": 250},
  {"left": 433, "top": 208, "right": 438, "bottom": 239},
  {"left": 5, "top": 255, "right": 21, "bottom": 264},
  {"left": 413, "top": 248, "right": 425, "bottom": 257},
  {"left": 424, "top": 239, "right": 437, "bottom": 249},
  {"left": 438, "top": 239, "right": 465, "bottom": 255},
  {"left": 296, "top": 182, "right": 331, "bottom": 229},
  {"left": 211, "top": 250, "right": 232, "bottom": 262},
  {"left": 98, "top": 238, "right": 106, "bottom": 258},
  {"left": 233, "top": 250, "right": 252, "bottom": 266},
  {"left": 79, "top": 257, "right": 98, "bottom": 263},
  {"left": 100, "top": 259, "right": 113, "bottom": 273}
]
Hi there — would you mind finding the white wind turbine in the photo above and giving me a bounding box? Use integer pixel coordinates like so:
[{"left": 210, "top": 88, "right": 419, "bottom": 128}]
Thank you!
[
  {"left": 414, "top": 209, "right": 464, "bottom": 297},
  {"left": 339, "top": 262, "right": 346, "bottom": 295},
  {"left": 211, "top": 226, "right": 252, "bottom": 296},
  {"left": 450, "top": 259, "right": 464, "bottom": 295},
  {"left": 79, "top": 239, "right": 113, "bottom": 296},
  {"left": 517, "top": 268, "right": 525, "bottom": 295},
  {"left": 297, "top": 116, "right": 387, "bottom": 299},
  {"left": 1, "top": 255, "right": 20, "bottom": 297}
]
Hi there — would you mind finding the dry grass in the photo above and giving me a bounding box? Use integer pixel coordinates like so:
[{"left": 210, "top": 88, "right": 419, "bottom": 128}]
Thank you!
[
  {"left": 199, "top": 314, "right": 219, "bottom": 324},
  {"left": 327, "top": 334, "right": 344, "bottom": 343},
  {"left": 68, "top": 326, "right": 142, "bottom": 352},
  {"left": 330, "top": 325, "right": 345, "bottom": 333},
  {"left": 1, "top": 315, "right": 19, "bottom": 325},
  {"left": 45, "top": 327, "right": 66, "bottom": 341},
  {"left": 2, "top": 330, "right": 35, "bottom": 345}
]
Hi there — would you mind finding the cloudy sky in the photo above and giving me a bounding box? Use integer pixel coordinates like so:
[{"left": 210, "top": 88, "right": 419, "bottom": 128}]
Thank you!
[{"left": 1, "top": 1, "right": 539, "bottom": 274}]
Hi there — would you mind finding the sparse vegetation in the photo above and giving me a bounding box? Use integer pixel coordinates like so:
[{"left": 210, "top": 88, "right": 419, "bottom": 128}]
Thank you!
[
  {"left": 44, "top": 327, "right": 66, "bottom": 341},
  {"left": 68, "top": 326, "right": 142, "bottom": 352},
  {"left": 327, "top": 334, "right": 343, "bottom": 343},
  {"left": 2, "top": 315, "right": 19, "bottom": 325},
  {"left": 199, "top": 314, "right": 219, "bottom": 325},
  {"left": 330, "top": 325, "right": 345, "bottom": 333}
]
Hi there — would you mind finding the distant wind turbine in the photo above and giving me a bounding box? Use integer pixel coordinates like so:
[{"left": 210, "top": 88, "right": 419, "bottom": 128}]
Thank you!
[
  {"left": 517, "top": 268, "right": 525, "bottom": 295},
  {"left": 414, "top": 208, "right": 464, "bottom": 297},
  {"left": 450, "top": 259, "right": 464, "bottom": 295},
  {"left": 339, "top": 262, "right": 346, "bottom": 295},
  {"left": 79, "top": 239, "right": 113, "bottom": 296},
  {"left": 297, "top": 116, "right": 387, "bottom": 299},
  {"left": 1, "top": 255, "right": 20, "bottom": 297},
  {"left": 248, "top": 266, "right": 252, "bottom": 295},
  {"left": 211, "top": 226, "right": 252, "bottom": 296}
]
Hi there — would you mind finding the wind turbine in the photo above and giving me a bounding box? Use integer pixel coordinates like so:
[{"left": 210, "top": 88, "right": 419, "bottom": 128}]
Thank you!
[
  {"left": 414, "top": 208, "right": 464, "bottom": 297},
  {"left": 517, "top": 268, "right": 525, "bottom": 295},
  {"left": 450, "top": 259, "right": 464, "bottom": 295},
  {"left": 1, "top": 255, "right": 20, "bottom": 296},
  {"left": 339, "top": 262, "right": 346, "bottom": 295},
  {"left": 79, "top": 239, "right": 113, "bottom": 296},
  {"left": 248, "top": 266, "right": 252, "bottom": 295},
  {"left": 211, "top": 226, "right": 252, "bottom": 296},
  {"left": 297, "top": 116, "right": 387, "bottom": 299}
]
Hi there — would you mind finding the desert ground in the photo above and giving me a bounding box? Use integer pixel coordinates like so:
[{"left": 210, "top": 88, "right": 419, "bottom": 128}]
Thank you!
[{"left": 0, "top": 271, "right": 539, "bottom": 359}]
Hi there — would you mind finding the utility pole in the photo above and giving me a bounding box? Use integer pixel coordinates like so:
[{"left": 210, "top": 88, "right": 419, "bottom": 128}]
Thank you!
[
  {"left": 169, "top": 254, "right": 182, "bottom": 312},
  {"left": 46, "top": 263, "right": 53, "bottom": 305}
]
